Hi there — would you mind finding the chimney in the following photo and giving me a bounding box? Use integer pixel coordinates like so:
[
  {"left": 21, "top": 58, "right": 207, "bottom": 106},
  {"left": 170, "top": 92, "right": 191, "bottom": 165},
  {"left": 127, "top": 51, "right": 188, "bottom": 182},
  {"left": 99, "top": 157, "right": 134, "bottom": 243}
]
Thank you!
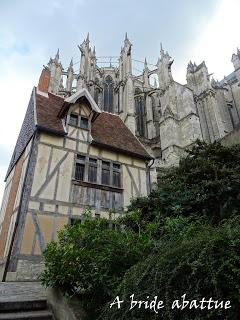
[{"left": 37, "top": 67, "right": 50, "bottom": 93}]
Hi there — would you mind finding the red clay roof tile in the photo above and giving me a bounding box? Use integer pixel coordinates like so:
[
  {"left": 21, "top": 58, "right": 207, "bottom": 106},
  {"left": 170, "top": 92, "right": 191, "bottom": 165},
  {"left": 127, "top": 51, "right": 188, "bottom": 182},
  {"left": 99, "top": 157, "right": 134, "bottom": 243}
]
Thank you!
[
  {"left": 36, "top": 92, "right": 66, "bottom": 135},
  {"left": 91, "top": 112, "right": 151, "bottom": 159}
]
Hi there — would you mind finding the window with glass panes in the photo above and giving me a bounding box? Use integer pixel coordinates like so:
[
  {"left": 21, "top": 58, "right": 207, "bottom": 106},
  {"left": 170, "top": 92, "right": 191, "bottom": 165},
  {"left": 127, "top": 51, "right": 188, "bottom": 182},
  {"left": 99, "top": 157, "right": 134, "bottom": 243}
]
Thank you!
[
  {"left": 74, "top": 155, "right": 121, "bottom": 188},
  {"left": 101, "top": 161, "right": 110, "bottom": 185},
  {"left": 75, "top": 155, "right": 85, "bottom": 181},
  {"left": 80, "top": 117, "right": 89, "bottom": 129},
  {"left": 69, "top": 113, "right": 78, "bottom": 126},
  {"left": 69, "top": 113, "right": 89, "bottom": 129},
  {"left": 88, "top": 158, "right": 97, "bottom": 183},
  {"left": 112, "top": 163, "right": 121, "bottom": 187}
]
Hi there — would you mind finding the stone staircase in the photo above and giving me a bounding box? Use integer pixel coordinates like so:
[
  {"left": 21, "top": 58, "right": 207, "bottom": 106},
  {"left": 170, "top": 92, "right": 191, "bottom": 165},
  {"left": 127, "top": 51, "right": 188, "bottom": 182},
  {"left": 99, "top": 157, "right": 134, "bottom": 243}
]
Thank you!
[{"left": 0, "top": 282, "right": 54, "bottom": 320}]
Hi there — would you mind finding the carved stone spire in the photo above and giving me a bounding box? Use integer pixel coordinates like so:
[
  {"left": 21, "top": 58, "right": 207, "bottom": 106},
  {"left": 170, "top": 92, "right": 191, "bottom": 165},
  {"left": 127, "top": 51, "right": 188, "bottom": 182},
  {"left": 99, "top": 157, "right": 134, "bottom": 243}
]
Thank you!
[
  {"left": 144, "top": 57, "right": 148, "bottom": 69},
  {"left": 231, "top": 48, "right": 240, "bottom": 71},
  {"left": 160, "top": 42, "right": 164, "bottom": 55},
  {"left": 54, "top": 49, "right": 59, "bottom": 62},
  {"left": 186, "top": 61, "right": 211, "bottom": 95},
  {"left": 157, "top": 45, "right": 173, "bottom": 90},
  {"left": 86, "top": 32, "right": 90, "bottom": 47},
  {"left": 77, "top": 36, "right": 91, "bottom": 89},
  {"left": 124, "top": 32, "right": 132, "bottom": 51},
  {"left": 118, "top": 33, "right": 135, "bottom": 134},
  {"left": 66, "top": 59, "right": 74, "bottom": 93},
  {"left": 187, "top": 60, "right": 194, "bottom": 73},
  {"left": 143, "top": 58, "right": 149, "bottom": 87},
  {"left": 47, "top": 49, "right": 63, "bottom": 94},
  {"left": 68, "top": 58, "right": 73, "bottom": 72}
]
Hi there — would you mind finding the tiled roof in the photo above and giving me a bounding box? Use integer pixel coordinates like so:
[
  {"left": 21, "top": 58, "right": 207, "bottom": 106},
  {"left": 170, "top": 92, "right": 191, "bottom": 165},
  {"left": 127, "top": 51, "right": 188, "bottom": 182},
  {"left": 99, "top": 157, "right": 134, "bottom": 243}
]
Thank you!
[
  {"left": 91, "top": 112, "right": 151, "bottom": 160},
  {"left": 5, "top": 89, "right": 36, "bottom": 180},
  {"left": 6, "top": 88, "right": 151, "bottom": 179},
  {"left": 36, "top": 92, "right": 66, "bottom": 135}
]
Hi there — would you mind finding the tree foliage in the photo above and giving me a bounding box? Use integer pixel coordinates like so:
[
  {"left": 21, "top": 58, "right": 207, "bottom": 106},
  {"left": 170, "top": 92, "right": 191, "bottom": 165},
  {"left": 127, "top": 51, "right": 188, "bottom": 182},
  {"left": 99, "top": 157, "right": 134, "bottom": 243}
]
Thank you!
[
  {"left": 41, "top": 217, "right": 153, "bottom": 317},
  {"left": 101, "top": 217, "right": 240, "bottom": 320},
  {"left": 128, "top": 141, "right": 240, "bottom": 224}
]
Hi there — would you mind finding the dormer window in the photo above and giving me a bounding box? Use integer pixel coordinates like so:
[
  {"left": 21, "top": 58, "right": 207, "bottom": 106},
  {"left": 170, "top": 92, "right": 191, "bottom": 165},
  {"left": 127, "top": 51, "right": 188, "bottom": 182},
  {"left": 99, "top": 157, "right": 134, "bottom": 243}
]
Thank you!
[
  {"left": 80, "top": 117, "right": 89, "bottom": 129},
  {"left": 69, "top": 113, "right": 89, "bottom": 130},
  {"left": 69, "top": 113, "right": 78, "bottom": 126}
]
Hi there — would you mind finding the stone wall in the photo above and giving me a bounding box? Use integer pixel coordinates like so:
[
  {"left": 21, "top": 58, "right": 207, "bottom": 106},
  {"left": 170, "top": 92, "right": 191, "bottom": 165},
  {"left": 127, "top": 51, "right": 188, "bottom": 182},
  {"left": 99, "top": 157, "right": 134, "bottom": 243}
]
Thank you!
[{"left": 221, "top": 127, "right": 240, "bottom": 146}]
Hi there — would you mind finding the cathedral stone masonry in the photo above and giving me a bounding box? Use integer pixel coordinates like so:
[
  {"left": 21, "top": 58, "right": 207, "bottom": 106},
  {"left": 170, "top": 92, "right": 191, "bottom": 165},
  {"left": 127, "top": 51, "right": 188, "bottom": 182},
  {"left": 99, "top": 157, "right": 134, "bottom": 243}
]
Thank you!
[{"left": 46, "top": 34, "right": 240, "bottom": 168}]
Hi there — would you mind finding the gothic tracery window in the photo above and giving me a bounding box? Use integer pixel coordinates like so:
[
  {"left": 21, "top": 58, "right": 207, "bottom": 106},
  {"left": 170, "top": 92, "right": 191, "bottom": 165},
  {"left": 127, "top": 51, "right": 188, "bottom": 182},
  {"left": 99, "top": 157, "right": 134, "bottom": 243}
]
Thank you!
[
  {"left": 135, "top": 88, "right": 145, "bottom": 136},
  {"left": 94, "top": 78, "right": 100, "bottom": 105},
  {"left": 103, "top": 76, "right": 113, "bottom": 112}
]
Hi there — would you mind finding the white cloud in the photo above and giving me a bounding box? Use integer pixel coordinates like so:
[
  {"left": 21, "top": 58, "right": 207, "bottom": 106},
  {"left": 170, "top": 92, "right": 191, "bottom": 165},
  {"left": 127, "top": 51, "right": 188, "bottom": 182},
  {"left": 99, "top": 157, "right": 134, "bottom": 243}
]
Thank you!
[{"left": 174, "top": 0, "right": 240, "bottom": 82}]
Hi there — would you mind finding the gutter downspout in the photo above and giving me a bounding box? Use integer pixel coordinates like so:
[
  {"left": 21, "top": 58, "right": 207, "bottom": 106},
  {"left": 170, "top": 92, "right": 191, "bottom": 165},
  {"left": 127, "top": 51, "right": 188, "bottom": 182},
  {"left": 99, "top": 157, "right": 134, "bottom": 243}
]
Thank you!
[{"left": 146, "top": 159, "right": 155, "bottom": 194}]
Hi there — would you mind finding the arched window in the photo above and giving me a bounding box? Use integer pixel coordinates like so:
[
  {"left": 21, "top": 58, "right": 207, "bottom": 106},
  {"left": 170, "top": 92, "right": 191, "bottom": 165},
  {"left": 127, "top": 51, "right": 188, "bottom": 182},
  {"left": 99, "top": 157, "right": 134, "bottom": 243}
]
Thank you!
[
  {"left": 135, "top": 88, "right": 145, "bottom": 136},
  {"left": 103, "top": 76, "right": 113, "bottom": 112},
  {"left": 94, "top": 78, "right": 100, "bottom": 105}
]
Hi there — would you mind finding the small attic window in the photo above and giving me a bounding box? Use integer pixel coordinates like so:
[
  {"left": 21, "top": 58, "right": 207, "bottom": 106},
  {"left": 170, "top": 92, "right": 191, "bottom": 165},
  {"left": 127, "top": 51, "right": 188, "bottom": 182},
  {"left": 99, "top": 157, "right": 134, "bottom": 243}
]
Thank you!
[
  {"left": 80, "top": 117, "right": 89, "bottom": 130},
  {"left": 69, "top": 113, "right": 78, "bottom": 126}
]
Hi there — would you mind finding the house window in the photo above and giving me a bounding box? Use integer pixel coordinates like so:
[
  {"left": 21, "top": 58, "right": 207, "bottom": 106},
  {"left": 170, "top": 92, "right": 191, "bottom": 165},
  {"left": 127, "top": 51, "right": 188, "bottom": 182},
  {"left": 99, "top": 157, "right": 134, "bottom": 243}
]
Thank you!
[
  {"left": 69, "top": 113, "right": 89, "bottom": 130},
  {"left": 102, "top": 161, "right": 110, "bottom": 185},
  {"left": 88, "top": 158, "right": 97, "bottom": 183},
  {"left": 74, "top": 156, "right": 121, "bottom": 188},
  {"left": 80, "top": 117, "right": 89, "bottom": 130},
  {"left": 69, "top": 113, "right": 78, "bottom": 126},
  {"left": 113, "top": 163, "right": 121, "bottom": 187},
  {"left": 75, "top": 155, "right": 85, "bottom": 181}
]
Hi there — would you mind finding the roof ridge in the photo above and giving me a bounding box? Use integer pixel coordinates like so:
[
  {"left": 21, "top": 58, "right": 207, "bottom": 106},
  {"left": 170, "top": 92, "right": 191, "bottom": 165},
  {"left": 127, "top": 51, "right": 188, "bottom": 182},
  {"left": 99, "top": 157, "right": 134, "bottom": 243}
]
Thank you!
[{"left": 101, "top": 111, "right": 121, "bottom": 117}]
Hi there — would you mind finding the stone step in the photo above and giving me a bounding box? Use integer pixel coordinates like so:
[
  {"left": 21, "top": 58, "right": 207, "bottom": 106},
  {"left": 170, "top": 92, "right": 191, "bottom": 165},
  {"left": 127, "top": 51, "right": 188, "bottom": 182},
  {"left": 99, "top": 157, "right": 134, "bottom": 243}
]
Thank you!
[
  {"left": 0, "top": 299, "right": 48, "bottom": 312},
  {"left": 0, "top": 310, "right": 53, "bottom": 320},
  {"left": 0, "top": 282, "right": 47, "bottom": 303}
]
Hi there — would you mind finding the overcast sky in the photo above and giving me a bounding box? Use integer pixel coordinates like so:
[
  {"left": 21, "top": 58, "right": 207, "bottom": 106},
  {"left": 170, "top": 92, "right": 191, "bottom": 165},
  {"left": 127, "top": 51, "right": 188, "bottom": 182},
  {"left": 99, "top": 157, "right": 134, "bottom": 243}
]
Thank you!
[{"left": 0, "top": 0, "right": 239, "bottom": 201}]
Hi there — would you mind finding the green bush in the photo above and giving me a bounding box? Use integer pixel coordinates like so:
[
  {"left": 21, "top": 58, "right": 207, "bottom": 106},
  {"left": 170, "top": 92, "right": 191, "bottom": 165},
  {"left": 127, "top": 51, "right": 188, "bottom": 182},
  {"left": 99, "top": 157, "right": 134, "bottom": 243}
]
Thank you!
[
  {"left": 129, "top": 141, "right": 240, "bottom": 223},
  {"left": 41, "top": 217, "right": 154, "bottom": 317},
  {"left": 101, "top": 217, "right": 240, "bottom": 320}
]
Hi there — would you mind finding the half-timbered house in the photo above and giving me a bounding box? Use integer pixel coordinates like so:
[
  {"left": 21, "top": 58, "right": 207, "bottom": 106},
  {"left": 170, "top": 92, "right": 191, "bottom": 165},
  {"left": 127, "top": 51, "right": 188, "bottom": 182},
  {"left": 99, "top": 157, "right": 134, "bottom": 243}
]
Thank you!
[{"left": 0, "top": 70, "right": 152, "bottom": 281}]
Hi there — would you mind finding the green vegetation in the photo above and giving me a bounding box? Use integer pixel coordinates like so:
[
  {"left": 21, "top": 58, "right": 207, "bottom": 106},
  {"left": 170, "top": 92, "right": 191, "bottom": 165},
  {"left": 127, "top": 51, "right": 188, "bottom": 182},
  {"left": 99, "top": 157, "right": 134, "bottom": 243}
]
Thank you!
[
  {"left": 102, "top": 216, "right": 240, "bottom": 320},
  {"left": 41, "top": 141, "right": 240, "bottom": 319},
  {"left": 41, "top": 215, "right": 153, "bottom": 317}
]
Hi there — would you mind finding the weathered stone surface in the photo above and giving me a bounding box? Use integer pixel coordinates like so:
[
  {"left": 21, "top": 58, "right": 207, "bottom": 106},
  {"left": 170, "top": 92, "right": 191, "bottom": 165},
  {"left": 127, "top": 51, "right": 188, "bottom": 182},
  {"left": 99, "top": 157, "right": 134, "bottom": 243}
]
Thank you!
[
  {"left": 0, "top": 282, "right": 53, "bottom": 320},
  {"left": 45, "top": 36, "right": 240, "bottom": 168},
  {"left": 47, "top": 287, "right": 86, "bottom": 320}
]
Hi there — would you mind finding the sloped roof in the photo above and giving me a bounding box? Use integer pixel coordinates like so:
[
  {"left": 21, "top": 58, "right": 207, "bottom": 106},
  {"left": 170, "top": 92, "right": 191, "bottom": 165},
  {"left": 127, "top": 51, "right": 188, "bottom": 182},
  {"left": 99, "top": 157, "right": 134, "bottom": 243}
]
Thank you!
[
  {"left": 91, "top": 112, "right": 151, "bottom": 160},
  {"left": 64, "top": 88, "right": 101, "bottom": 113},
  {"left": 36, "top": 92, "right": 66, "bottom": 135},
  {"left": 5, "top": 89, "right": 36, "bottom": 180},
  {"left": 6, "top": 88, "right": 151, "bottom": 179}
]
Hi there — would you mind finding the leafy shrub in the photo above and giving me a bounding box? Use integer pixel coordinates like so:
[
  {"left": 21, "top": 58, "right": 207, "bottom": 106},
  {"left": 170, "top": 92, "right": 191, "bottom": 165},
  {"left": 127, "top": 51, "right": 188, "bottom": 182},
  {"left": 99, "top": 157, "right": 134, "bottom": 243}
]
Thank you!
[
  {"left": 41, "top": 217, "right": 154, "bottom": 317},
  {"left": 129, "top": 141, "right": 240, "bottom": 223},
  {"left": 101, "top": 217, "right": 240, "bottom": 320}
]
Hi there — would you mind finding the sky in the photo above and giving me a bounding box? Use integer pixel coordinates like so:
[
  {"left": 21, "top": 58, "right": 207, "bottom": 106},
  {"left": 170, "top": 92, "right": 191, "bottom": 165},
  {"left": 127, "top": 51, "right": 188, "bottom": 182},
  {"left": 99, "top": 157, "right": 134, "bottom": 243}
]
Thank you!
[{"left": 0, "top": 0, "right": 239, "bottom": 201}]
